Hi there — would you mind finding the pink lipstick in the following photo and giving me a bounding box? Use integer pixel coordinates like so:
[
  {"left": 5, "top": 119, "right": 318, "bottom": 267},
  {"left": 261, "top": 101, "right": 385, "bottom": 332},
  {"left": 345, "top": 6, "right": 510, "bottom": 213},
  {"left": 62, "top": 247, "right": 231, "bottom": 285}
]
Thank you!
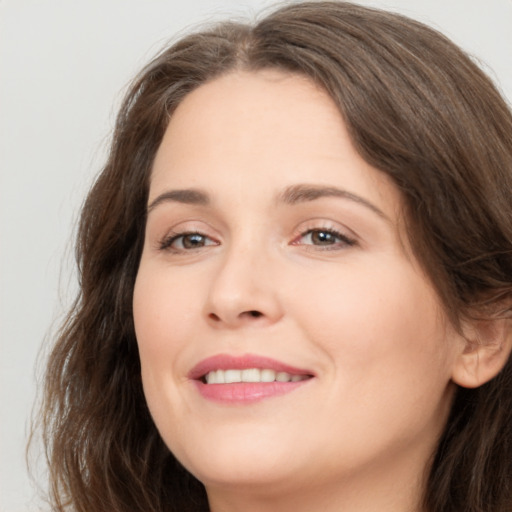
[{"left": 188, "top": 354, "right": 314, "bottom": 404}]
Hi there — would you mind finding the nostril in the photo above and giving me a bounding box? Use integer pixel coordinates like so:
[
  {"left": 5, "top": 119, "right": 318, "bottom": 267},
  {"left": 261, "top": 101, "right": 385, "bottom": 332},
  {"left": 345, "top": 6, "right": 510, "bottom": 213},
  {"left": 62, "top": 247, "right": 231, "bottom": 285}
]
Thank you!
[{"left": 207, "top": 310, "right": 263, "bottom": 323}]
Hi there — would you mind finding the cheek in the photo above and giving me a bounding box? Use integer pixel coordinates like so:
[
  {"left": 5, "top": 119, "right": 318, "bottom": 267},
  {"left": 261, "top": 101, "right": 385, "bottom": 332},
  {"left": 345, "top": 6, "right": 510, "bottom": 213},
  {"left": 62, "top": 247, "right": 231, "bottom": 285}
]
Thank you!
[
  {"left": 133, "top": 264, "right": 199, "bottom": 358},
  {"left": 288, "top": 257, "right": 455, "bottom": 380},
  {"left": 132, "top": 265, "right": 195, "bottom": 421},
  {"left": 132, "top": 265, "right": 196, "bottom": 440},
  {"left": 289, "top": 259, "right": 457, "bottom": 445}
]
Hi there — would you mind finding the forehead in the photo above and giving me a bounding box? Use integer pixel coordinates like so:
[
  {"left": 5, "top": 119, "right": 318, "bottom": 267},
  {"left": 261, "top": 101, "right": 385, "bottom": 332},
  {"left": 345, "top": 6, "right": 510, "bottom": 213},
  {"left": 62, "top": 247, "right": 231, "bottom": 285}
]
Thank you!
[
  {"left": 150, "top": 69, "right": 401, "bottom": 219},
  {"left": 153, "top": 70, "right": 341, "bottom": 174}
]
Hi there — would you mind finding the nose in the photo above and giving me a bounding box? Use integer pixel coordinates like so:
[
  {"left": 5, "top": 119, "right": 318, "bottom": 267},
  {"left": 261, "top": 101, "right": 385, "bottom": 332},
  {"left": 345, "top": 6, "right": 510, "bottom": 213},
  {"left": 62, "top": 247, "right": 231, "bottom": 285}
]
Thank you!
[{"left": 204, "top": 242, "right": 284, "bottom": 329}]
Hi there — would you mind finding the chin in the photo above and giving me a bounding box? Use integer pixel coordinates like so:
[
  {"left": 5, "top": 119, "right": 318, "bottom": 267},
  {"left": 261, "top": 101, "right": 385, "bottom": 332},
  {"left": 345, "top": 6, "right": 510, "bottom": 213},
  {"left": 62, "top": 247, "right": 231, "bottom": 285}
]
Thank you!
[{"left": 169, "top": 426, "right": 304, "bottom": 490}]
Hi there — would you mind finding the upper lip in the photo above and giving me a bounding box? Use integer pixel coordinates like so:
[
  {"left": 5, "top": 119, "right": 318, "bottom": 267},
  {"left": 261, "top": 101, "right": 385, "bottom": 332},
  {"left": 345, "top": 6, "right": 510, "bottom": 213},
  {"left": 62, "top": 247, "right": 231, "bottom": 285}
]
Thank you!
[{"left": 188, "top": 353, "right": 315, "bottom": 381}]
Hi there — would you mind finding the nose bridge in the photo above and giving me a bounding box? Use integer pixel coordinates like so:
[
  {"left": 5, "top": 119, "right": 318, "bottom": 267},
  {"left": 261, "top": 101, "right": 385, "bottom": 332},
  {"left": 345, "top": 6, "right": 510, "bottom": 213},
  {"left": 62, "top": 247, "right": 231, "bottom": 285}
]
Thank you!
[{"left": 205, "top": 232, "right": 282, "bottom": 327}]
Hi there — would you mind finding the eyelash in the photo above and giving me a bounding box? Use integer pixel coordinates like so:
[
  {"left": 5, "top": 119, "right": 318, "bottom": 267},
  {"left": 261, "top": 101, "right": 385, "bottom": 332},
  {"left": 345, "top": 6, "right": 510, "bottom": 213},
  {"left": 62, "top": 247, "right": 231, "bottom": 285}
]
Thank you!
[
  {"left": 158, "top": 226, "right": 356, "bottom": 253},
  {"left": 292, "top": 227, "right": 357, "bottom": 250},
  {"left": 158, "top": 231, "right": 218, "bottom": 252}
]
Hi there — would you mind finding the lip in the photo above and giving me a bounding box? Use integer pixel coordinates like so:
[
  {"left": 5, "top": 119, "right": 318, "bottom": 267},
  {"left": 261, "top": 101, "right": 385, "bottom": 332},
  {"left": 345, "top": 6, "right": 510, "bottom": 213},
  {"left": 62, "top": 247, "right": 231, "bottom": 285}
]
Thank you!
[
  {"left": 188, "top": 353, "right": 314, "bottom": 380},
  {"left": 188, "top": 353, "right": 315, "bottom": 404}
]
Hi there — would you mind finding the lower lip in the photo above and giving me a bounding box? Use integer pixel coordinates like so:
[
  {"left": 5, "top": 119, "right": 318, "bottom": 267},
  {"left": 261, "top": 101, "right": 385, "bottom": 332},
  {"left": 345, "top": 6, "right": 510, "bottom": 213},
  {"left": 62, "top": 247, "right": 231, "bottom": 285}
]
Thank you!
[{"left": 193, "top": 380, "right": 310, "bottom": 404}]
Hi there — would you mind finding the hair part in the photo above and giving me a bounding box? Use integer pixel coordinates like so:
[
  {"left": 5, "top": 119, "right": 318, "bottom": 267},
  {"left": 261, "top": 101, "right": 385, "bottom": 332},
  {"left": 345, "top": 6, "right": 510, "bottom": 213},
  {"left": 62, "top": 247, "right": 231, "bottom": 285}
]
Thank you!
[{"left": 37, "top": 2, "right": 512, "bottom": 511}]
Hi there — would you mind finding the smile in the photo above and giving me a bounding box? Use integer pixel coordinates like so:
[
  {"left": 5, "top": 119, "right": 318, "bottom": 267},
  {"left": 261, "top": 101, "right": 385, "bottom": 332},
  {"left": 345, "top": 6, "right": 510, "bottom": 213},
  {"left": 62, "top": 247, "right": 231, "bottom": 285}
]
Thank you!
[
  {"left": 189, "top": 354, "right": 315, "bottom": 403},
  {"left": 204, "top": 368, "right": 310, "bottom": 384}
]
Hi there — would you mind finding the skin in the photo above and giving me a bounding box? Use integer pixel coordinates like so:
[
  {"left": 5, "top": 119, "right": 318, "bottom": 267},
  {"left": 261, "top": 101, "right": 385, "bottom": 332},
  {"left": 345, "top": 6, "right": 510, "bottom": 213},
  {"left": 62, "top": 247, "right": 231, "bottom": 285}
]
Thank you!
[{"left": 133, "top": 70, "right": 468, "bottom": 512}]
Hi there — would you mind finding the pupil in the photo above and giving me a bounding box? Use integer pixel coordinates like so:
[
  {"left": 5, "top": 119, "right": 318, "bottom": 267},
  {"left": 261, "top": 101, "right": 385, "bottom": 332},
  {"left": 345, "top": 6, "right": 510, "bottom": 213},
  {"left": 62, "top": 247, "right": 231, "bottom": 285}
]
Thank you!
[
  {"left": 183, "top": 234, "right": 204, "bottom": 248},
  {"left": 312, "top": 231, "right": 334, "bottom": 245}
]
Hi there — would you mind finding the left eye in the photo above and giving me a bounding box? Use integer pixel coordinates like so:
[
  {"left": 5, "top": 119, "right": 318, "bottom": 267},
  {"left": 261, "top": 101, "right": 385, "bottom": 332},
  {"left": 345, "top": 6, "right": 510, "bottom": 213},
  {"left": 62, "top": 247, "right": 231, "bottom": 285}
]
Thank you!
[
  {"left": 296, "top": 229, "right": 355, "bottom": 248},
  {"left": 160, "top": 232, "right": 218, "bottom": 251}
]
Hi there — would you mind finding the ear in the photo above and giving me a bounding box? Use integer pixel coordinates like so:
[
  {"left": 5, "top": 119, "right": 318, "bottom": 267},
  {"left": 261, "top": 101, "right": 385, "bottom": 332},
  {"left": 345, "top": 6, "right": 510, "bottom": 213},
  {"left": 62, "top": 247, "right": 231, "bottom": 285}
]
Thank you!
[{"left": 451, "top": 316, "right": 512, "bottom": 389}]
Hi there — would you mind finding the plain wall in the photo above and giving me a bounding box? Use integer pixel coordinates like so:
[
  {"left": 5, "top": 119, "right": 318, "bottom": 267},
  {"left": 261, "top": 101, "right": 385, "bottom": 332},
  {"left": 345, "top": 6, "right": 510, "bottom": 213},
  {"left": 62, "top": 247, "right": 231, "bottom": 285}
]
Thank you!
[{"left": 1, "top": 1, "right": 511, "bottom": 510}]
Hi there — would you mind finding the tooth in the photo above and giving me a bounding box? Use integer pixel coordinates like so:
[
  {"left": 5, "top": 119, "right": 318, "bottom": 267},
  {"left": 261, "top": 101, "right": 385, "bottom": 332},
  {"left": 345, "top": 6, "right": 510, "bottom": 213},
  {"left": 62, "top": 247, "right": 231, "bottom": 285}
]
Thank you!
[
  {"left": 261, "top": 369, "right": 276, "bottom": 382},
  {"left": 204, "top": 368, "right": 307, "bottom": 384},
  {"left": 224, "top": 369, "right": 242, "bottom": 383},
  {"left": 276, "top": 371, "right": 291, "bottom": 382},
  {"left": 242, "top": 368, "right": 261, "bottom": 382}
]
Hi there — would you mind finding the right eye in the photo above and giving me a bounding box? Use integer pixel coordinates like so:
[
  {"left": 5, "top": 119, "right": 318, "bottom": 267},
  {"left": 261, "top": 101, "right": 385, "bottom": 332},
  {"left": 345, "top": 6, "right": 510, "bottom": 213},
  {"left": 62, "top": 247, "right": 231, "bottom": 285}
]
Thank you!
[{"left": 159, "top": 232, "right": 219, "bottom": 251}]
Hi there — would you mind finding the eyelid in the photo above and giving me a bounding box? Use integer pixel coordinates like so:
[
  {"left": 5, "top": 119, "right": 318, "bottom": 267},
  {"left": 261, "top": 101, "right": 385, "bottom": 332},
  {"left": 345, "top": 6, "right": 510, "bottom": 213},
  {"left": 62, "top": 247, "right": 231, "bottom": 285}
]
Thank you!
[
  {"left": 151, "top": 219, "right": 221, "bottom": 252},
  {"left": 290, "top": 220, "right": 358, "bottom": 249},
  {"left": 158, "top": 230, "right": 220, "bottom": 252}
]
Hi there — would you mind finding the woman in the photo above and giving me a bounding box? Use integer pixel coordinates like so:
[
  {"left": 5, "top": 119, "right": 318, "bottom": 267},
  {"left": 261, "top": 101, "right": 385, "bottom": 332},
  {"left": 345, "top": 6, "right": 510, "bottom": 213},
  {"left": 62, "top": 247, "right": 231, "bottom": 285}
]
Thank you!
[{"left": 39, "top": 2, "right": 512, "bottom": 511}]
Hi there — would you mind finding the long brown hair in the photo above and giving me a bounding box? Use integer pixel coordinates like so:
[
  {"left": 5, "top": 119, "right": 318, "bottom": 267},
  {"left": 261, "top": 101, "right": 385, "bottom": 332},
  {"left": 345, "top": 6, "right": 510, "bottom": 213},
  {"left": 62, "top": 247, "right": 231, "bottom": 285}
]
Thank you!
[{"left": 38, "top": 2, "right": 512, "bottom": 511}]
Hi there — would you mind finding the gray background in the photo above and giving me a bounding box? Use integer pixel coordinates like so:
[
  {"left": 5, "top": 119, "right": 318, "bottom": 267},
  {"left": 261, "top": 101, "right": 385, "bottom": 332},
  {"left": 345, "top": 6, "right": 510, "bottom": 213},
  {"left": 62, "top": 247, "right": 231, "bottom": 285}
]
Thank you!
[{"left": 1, "top": 0, "right": 511, "bottom": 510}]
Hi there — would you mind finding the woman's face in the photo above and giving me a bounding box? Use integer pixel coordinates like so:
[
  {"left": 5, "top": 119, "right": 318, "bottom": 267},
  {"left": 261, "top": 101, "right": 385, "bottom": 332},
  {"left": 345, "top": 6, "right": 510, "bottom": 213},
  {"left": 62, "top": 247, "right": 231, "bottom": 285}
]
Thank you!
[{"left": 133, "top": 70, "right": 462, "bottom": 503}]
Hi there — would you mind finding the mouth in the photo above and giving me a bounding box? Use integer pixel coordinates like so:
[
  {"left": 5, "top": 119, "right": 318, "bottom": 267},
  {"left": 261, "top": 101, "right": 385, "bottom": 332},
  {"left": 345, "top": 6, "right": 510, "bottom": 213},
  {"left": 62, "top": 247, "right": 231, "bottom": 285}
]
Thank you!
[
  {"left": 202, "top": 368, "right": 310, "bottom": 384},
  {"left": 189, "top": 354, "right": 315, "bottom": 403}
]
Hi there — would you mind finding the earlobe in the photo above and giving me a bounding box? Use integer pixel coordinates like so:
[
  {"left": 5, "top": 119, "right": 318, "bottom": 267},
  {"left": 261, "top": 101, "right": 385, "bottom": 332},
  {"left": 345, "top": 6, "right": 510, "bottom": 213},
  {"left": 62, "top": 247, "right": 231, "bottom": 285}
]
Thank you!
[{"left": 451, "top": 317, "right": 512, "bottom": 389}]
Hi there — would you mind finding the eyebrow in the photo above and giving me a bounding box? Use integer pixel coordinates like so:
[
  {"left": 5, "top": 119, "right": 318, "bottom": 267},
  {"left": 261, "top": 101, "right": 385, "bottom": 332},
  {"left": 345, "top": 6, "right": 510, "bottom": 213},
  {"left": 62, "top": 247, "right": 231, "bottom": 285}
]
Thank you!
[
  {"left": 147, "top": 189, "right": 210, "bottom": 213},
  {"left": 147, "top": 184, "right": 388, "bottom": 220},
  {"left": 278, "top": 184, "right": 388, "bottom": 220}
]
